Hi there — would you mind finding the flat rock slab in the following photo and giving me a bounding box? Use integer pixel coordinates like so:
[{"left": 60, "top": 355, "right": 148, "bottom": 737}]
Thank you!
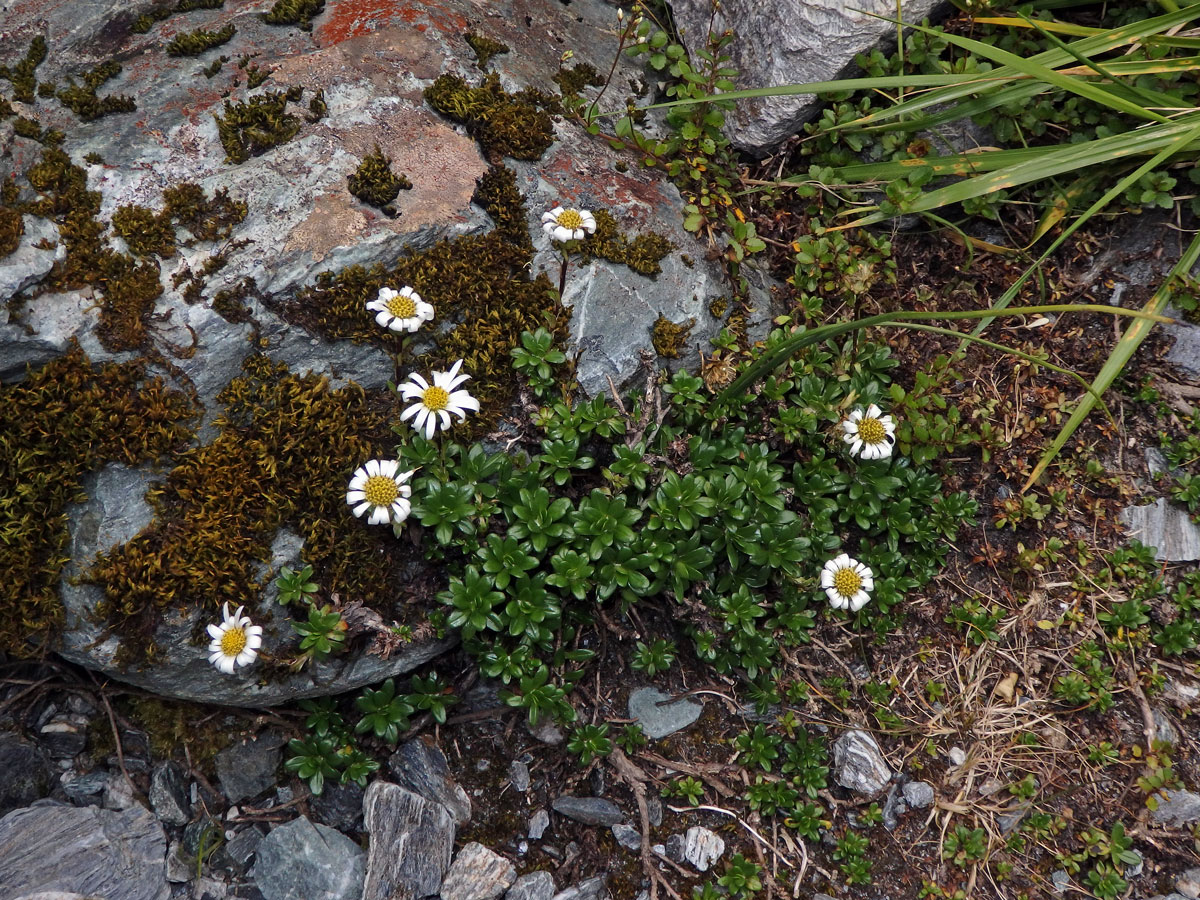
[
  {"left": 507, "top": 871, "right": 556, "bottom": 900},
  {"left": 832, "top": 728, "right": 892, "bottom": 794},
  {"left": 551, "top": 796, "right": 624, "bottom": 826},
  {"left": 387, "top": 736, "right": 471, "bottom": 825},
  {"left": 1152, "top": 789, "right": 1200, "bottom": 827},
  {"left": 0, "top": 804, "right": 169, "bottom": 900},
  {"left": 627, "top": 687, "right": 703, "bottom": 739},
  {"left": 439, "top": 842, "right": 516, "bottom": 900},
  {"left": 362, "top": 781, "right": 455, "bottom": 900},
  {"left": 250, "top": 816, "right": 365, "bottom": 900},
  {"left": 216, "top": 733, "right": 284, "bottom": 804}
]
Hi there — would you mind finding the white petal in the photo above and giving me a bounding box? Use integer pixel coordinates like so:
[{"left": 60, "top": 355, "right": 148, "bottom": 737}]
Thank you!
[
  {"left": 207, "top": 623, "right": 223, "bottom": 640},
  {"left": 369, "top": 506, "right": 389, "bottom": 525},
  {"left": 866, "top": 404, "right": 882, "bottom": 418},
  {"left": 424, "top": 413, "right": 438, "bottom": 440},
  {"left": 381, "top": 459, "right": 398, "bottom": 478},
  {"left": 353, "top": 501, "right": 371, "bottom": 518},
  {"left": 377, "top": 287, "right": 397, "bottom": 302},
  {"left": 236, "top": 648, "right": 258, "bottom": 667},
  {"left": 408, "top": 372, "right": 429, "bottom": 391},
  {"left": 820, "top": 569, "right": 834, "bottom": 588},
  {"left": 391, "top": 499, "right": 411, "bottom": 522},
  {"left": 366, "top": 459, "right": 381, "bottom": 477},
  {"left": 842, "top": 421, "right": 858, "bottom": 435},
  {"left": 438, "top": 409, "right": 452, "bottom": 432},
  {"left": 553, "top": 225, "right": 572, "bottom": 242},
  {"left": 245, "top": 626, "right": 263, "bottom": 644},
  {"left": 400, "top": 402, "right": 423, "bottom": 421},
  {"left": 349, "top": 470, "right": 368, "bottom": 489},
  {"left": 411, "top": 406, "right": 430, "bottom": 433},
  {"left": 218, "top": 656, "right": 236, "bottom": 674},
  {"left": 849, "top": 438, "right": 863, "bottom": 457},
  {"left": 848, "top": 409, "right": 863, "bottom": 422}
]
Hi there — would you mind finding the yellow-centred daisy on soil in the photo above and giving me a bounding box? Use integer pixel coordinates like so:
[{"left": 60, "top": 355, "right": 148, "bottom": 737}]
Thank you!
[
  {"left": 542, "top": 205, "right": 597, "bottom": 242},
  {"left": 396, "top": 359, "right": 480, "bottom": 439},
  {"left": 366, "top": 286, "right": 434, "bottom": 333},
  {"left": 821, "top": 553, "right": 874, "bottom": 612},
  {"left": 207, "top": 603, "right": 264, "bottom": 673},
  {"left": 347, "top": 459, "right": 414, "bottom": 525},
  {"left": 842, "top": 404, "right": 896, "bottom": 460}
]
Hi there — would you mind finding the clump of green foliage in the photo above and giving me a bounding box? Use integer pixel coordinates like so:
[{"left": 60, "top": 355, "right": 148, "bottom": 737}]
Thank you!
[
  {"left": 581, "top": 209, "right": 672, "bottom": 276},
  {"left": 12, "top": 115, "right": 65, "bottom": 146},
  {"left": 423, "top": 73, "right": 558, "bottom": 161},
  {"left": 0, "top": 35, "right": 47, "bottom": 103},
  {"left": 112, "top": 205, "right": 177, "bottom": 257},
  {"left": 0, "top": 205, "right": 23, "bottom": 256},
  {"left": 650, "top": 314, "right": 694, "bottom": 359},
  {"left": 214, "top": 88, "right": 302, "bottom": 164},
  {"left": 112, "top": 182, "right": 247, "bottom": 258},
  {"left": 165, "top": 23, "right": 236, "bottom": 56},
  {"left": 130, "top": 0, "right": 224, "bottom": 34},
  {"left": 263, "top": 0, "right": 325, "bottom": 31},
  {"left": 347, "top": 145, "right": 411, "bottom": 217},
  {"left": 0, "top": 346, "right": 197, "bottom": 656},
  {"left": 465, "top": 32, "right": 508, "bottom": 70},
  {"left": 55, "top": 61, "right": 136, "bottom": 122}
]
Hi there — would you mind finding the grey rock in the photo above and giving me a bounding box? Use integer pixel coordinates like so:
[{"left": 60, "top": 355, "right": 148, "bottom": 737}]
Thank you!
[
  {"left": 998, "top": 800, "right": 1031, "bottom": 835},
  {"left": 0, "top": 734, "right": 53, "bottom": 815},
  {"left": 222, "top": 826, "right": 266, "bottom": 870},
  {"left": 948, "top": 746, "right": 967, "bottom": 766},
  {"left": 150, "top": 762, "right": 191, "bottom": 826},
  {"left": 1050, "top": 870, "right": 1070, "bottom": 894},
  {"left": 832, "top": 729, "right": 892, "bottom": 794},
  {"left": 1120, "top": 498, "right": 1200, "bottom": 562},
  {"left": 1155, "top": 708, "right": 1181, "bottom": 746},
  {"left": 551, "top": 796, "right": 624, "bottom": 826},
  {"left": 192, "top": 875, "right": 228, "bottom": 900},
  {"left": 528, "top": 809, "right": 551, "bottom": 840},
  {"left": 102, "top": 771, "right": 138, "bottom": 811},
  {"left": 902, "top": 781, "right": 935, "bottom": 809},
  {"left": 250, "top": 817, "right": 364, "bottom": 900},
  {"left": 62, "top": 770, "right": 109, "bottom": 802},
  {"left": 440, "top": 843, "right": 516, "bottom": 900},
  {"left": 646, "top": 796, "right": 662, "bottom": 828},
  {"left": 37, "top": 714, "right": 89, "bottom": 759},
  {"left": 308, "top": 781, "right": 363, "bottom": 832},
  {"left": 0, "top": 216, "right": 64, "bottom": 304},
  {"left": 166, "top": 841, "right": 191, "bottom": 883},
  {"left": 387, "top": 736, "right": 471, "bottom": 825},
  {"left": 611, "top": 824, "right": 641, "bottom": 852},
  {"left": 182, "top": 820, "right": 224, "bottom": 858},
  {"left": 1177, "top": 866, "right": 1200, "bottom": 898},
  {"left": 510, "top": 760, "right": 531, "bottom": 793},
  {"left": 0, "top": 803, "right": 169, "bottom": 900},
  {"left": 668, "top": 0, "right": 947, "bottom": 154},
  {"left": 682, "top": 827, "right": 725, "bottom": 873},
  {"left": 1152, "top": 789, "right": 1200, "bottom": 827},
  {"left": 664, "top": 834, "right": 685, "bottom": 863},
  {"left": 527, "top": 721, "right": 564, "bottom": 746},
  {"left": 215, "top": 735, "right": 282, "bottom": 804},
  {"left": 361, "top": 781, "right": 455, "bottom": 900},
  {"left": 880, "top": 782, "right": 905, "bottom": 830},
  {"left": 506, "top": 871, "right": 556, "bottom": 900},
  {"left": 627, "top": 688, "right": 703, "bottom": 740},
  {"left": 1126, "top": 850, "right": 1144, "bottom": 878},
  {"left": 550, "top": 876, "right": 608, "bottom": 900}
]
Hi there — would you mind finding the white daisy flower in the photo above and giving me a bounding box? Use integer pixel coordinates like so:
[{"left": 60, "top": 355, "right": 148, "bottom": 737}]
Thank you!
[
  {"left": 397, "top": 359, "right": 481, "bottom": 440},
  {"left": 541, "top": 205, "right": 597, "bottom": 243},
  {"left": 842, "top": 404, "right": 897, "bottom": 460},
  {"left": 207, "top": 603, "right": 264, "bottom": 674},
  {"left": 821, "top": 553, "right": 874, "bottom": 612},
  {"left": 347, "top": 459, "right": 414, "bottom": 525},
  {"left": 366, "top": 286, "right": 434, "bottom": 334}
]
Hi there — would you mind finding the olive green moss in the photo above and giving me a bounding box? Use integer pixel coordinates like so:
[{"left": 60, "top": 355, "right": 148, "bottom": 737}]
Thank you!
[
  {"left": 348, "top": 145, "right": 411, "bottom": 217},
  {"left": 166, "top": 23, "right": 236, "bottom": 57},
  {"left": 162, "top": 182, "right": 248, "bottom": 242},
  {"left": 83, "top": 152, "right": 104, "bottom": 164},
  {"left": 120, "top": 697, "right": 234, "bottom": 769},
  {"left": 209, "top": 276, "right": 255, "bottom": 323},
  {"left": 651, "top": 314, "right": 695, "bottom": 359},
  {"left": 263, "top": 0, "right": 325, "bottom": 31},
  {"left": 12, "top": 116, "right": 65, "bottom": 147},
  {"left": 0, "top": 345, "right": 197, "bottom": 656},
  {"left": 465, "top": 32, "right": 508, "bottom": 70},
  {"left": 276, "top": 165, "right": 566, "bottom": 420},
  {"left": 423, "top": 73, "right": 558, "bottom": 162},
  {"left": 85, "top": 354, "right": 413, "bottom": 660},
  {"left": 56, "top": 61, "right": 136, "bottom": 122},
  {"left": 37, "top": 81, "right": 56, "bottom": 99},
  {"left": 0, "top": 36, "right": 47, "bottom": 103},
  {"left": 202, "top": 58, "right": 225, "bottom": 79},
  {"left": 708, "top": 296, "right": 728, "bottom": 319},
  {"left": 0, "top": 98, "right": 13, "bottom": 118},
  {"left": 245, "top": 64, "right": 269, "bottom": 89},
  {"left": 131, "top": 0, "right": 224, "bottom": 34},
  {"left": 307, "top": 89, "right": 327, "bottom": 122},
  {"left": 0, "top": 205, "right": 23, "bottom": 257},
  {"left": 580, "top": 209, "right": 673, "bottom": 276},
  {"left": 112, "top": 205, "right": 177, "bottom": 257},
  {"left": 215, "top": 89, "right": 302, "bottom": 164},
  {"left": 553, "top": 63, "right": 604, "bottom": 98}
]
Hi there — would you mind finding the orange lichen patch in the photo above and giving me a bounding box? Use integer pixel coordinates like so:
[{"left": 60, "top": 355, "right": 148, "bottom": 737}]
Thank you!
[
  {"left": 270, "top": 26, "right": 443, "bottom": 92},
  {"left": 285, "top": 193, "right": 369, "bottom": 262},
  {"left": 315, "top": 0, "right": 466, "bottom": 47}
]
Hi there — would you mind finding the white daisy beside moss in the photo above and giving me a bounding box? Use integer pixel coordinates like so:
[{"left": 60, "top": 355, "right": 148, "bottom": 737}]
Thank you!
[
  {"left": 542, "top": 206, "right": 597, "bottom": 243},
  {"left": 347, "top": 459, "right": 414, "bottom": 525},
  {"left": 396, "top": 359, "right": 480, "bottom": 439},
  {"left": 367, "top": 286, "right": 434, "bottom": 333},
  {"left": 821, "top": 553, "right": 874, "bottom": 612},
  {"left": 207, "top": 603, "right": 264, "bottom": 674}
]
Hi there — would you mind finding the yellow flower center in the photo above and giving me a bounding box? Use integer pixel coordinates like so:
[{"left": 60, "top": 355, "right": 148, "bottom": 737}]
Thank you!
[
  {"left": 422, "top": 385, "right": 450, "bottom": 411},
  {"left": 557, "top": 209, "right": 584, "bottom": 230},
  {"left": 858, "top": 416, "right": 887, "bottom": 444},
  {"left": 386, "top": 295, "right": 417, "bottom": 318},
  {"left": 364, "top": 474, "right": 400, "bottom": 506},
  {"left": 220, "top": 627, "right": 247, "bottom": 657},
  {"left": 832, "top": 567, "right": 863, "bottom": 598}
]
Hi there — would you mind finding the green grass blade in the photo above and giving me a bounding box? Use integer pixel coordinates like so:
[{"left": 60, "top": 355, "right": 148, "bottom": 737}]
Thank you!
[{"left": 1023, "top": 231, "right": 1200, "bottom": 491}]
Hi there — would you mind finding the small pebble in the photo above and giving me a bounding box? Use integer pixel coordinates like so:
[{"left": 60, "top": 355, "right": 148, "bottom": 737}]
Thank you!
[{"left": 948, "top": 746, "right": 967, "bottom": 766}]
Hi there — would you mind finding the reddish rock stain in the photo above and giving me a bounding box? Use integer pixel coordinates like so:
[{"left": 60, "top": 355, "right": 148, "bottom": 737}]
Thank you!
[{"left": 316, "top": 0, "right": 467, "bottom": 47}]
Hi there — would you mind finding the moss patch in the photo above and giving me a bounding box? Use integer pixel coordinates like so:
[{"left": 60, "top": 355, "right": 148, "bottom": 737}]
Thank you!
[
  {"left": 348, "top": 145, "right": 411, "bottom": 217},
  {"left": 215, "top": 89, "right": 302, "bottom": 164},
  {"left": 56, "top": 61, "right": 137, "bottom": 122},
  {"left": 13, "top": 116, "right": 65, "bottom": 147},
  {"left": 553, "top": 63, "right": 604, "bottom": 98},
  {"left": 0, "top": 205, "right": 24, "bottom": 257},
  {"left": 263, "top": 0, "right": 325, "bottom": 31},
  {"left": 165, "top": 23, "right": 236, "bottom": 57},
  {"left": 85, "top": 354, "right": 410, "bottom": 661},
  {"left": 423, "top": 73, "right": 558, "bottom": 162},
  {"left": 0, "top": 345, "right": 197, "bottom": 656},
  {"left": 276, "top": 165, "right": 566, "bottom": 421},
  {"left": 112, "top": 184, "right": 247, "bottom": 259},
  {"left": 131, "top": 0, "right": 224, "bottom": 35},
  {"left": 0, "top": 36, "right": 47, "bottom": 104},
  {"left": 465, "top": 32, "right": 509, "bottom": 70},
  {"left": 113, "top": 205, "right": 177, "bottom": 257},
  {"left": 650, "top": 314, "right": 695, "bottom": 359},
  {"left": 580, "top": 209, "right": 672, "bottom": 276}
]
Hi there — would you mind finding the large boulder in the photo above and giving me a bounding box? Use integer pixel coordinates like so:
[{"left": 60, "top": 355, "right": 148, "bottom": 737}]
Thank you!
[
  {"left": 668, "top": 0, "right": 948, "bottom": 154},
  {"left": 0, "top": 0, "right": 730, "bottom": 703}
]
